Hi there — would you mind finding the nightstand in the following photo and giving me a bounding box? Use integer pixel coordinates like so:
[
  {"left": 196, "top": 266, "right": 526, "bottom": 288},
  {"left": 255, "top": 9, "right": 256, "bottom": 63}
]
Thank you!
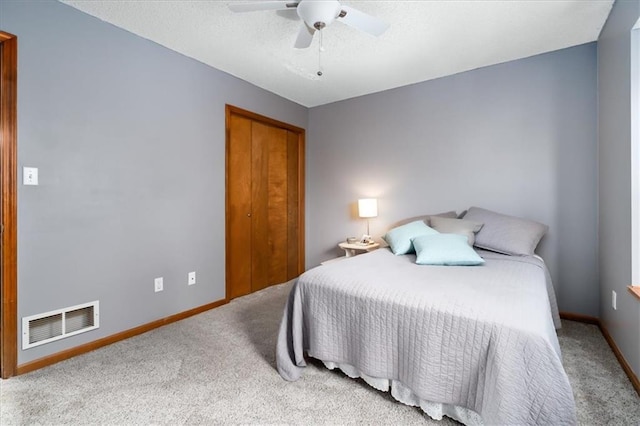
[{"left": 338, "top": 242, "right": 380, "bottom": 258}]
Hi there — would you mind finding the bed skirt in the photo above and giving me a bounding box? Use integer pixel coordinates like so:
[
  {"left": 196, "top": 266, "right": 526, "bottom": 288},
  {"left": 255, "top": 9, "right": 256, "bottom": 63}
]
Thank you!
[{"left": 322, "top": 360, "right": 483, "bottom": 426}]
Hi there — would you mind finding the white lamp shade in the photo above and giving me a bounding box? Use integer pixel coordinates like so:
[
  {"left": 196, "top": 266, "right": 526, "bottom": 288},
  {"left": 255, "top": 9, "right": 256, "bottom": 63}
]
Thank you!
[{"left": 358, "top": 198, "right": 378, "bottom": 218}]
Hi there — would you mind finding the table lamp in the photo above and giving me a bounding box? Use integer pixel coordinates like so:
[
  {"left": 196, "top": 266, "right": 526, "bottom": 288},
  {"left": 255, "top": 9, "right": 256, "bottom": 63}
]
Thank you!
[{"left": 358, "top": 198, "right": 378, "bottom": 236}]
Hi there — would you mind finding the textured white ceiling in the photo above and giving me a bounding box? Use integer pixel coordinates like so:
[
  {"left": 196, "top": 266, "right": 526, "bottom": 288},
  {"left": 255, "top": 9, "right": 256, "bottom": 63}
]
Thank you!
[{"left": 61, "top": 0, "right": 614, "bottom": 107}]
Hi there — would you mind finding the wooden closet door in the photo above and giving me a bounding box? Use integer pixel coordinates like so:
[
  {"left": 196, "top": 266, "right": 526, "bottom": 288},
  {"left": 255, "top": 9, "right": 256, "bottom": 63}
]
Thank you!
[
  {"left": 227, "top": 114, "right": 252, "bottom": 300},
  {"left": 251, "top": 122, "right": 289, "bottom": 292},
  {"left": 226, "top": 106, "right": 305, "bottom": 300},
  {"left": 286, "top": 130, "right": 300, "bottom": 282}
]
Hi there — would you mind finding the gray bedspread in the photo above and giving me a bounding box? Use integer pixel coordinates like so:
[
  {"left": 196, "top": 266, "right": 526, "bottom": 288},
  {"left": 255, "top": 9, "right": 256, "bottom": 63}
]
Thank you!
[{"left": 276, "top": 248, "right": 576, "bottom": 425}]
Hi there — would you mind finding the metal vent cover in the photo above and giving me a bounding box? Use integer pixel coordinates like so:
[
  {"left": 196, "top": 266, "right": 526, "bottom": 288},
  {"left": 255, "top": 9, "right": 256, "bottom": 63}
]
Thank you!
[{"left": 22, "top": 301, "right": 99, "bottom": 349}]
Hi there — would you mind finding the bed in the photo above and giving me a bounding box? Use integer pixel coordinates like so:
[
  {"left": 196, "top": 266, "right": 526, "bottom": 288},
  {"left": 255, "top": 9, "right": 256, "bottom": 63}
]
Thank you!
[{"left": 276, "top": 208, "right": 577, "bottom": 425}]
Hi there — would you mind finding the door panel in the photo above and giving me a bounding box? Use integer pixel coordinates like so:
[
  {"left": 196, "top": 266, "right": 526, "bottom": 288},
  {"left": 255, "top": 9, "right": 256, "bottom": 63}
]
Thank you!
[
  {"left": 267, "top": 126, "right": 289, "bottom": 287},
  {"left": 227, "top": 114, "right": 252, "bottom": 299},
  {"left": 286, "top": 130, "right": 300, "bottom": 281},
  {"left": 251, "top": 122, "right": 270, "bottom": 292}
]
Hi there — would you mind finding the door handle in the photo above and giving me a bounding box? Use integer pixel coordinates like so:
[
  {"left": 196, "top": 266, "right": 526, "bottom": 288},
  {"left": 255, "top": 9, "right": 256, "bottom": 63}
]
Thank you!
[{"left": 247, "top": 213, "right": 251, "bottom": 217}]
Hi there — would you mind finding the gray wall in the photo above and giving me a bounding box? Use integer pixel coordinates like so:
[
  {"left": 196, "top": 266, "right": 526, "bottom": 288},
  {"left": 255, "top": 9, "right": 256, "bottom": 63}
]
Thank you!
[
  {"left": 1, "top": 0, "right": 307, "bottom": 364},
  {"left": 598, "top": 0, "right": 640, "bottom": 379},
  {"left": 307, "top": 43, "right": 599, "bottom": 316},
  {"left": 1, "top": 0, "right": 613, "bottom": 367}
]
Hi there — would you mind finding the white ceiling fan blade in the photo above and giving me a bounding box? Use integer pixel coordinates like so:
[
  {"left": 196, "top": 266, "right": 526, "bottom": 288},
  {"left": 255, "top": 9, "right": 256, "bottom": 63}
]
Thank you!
[
  {"left": 228, "top": 1, "right": 299, "bottom": 13},
  {"left": 338, "top": 5, "right": 389, "bottom": 36},
  {"left": 294, "top": 22, "right": 315, "bottom": 49}
]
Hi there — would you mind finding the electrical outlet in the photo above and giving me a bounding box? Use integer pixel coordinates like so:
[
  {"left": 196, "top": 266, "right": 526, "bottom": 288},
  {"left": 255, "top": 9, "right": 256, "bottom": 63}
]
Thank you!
[
  {"left": 188, "top": 271, "right": 196, "bottom": 285},
  {"left": 154, "top": 277, "right": 163, "bottom": 293},
  {"left": 612, "top": 290, "right": 617, "bottom": 310}
]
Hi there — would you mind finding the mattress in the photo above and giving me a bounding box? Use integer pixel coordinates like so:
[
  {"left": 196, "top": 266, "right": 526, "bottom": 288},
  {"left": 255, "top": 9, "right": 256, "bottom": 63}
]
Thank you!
[{"left": 276, "top": 248, "right": 576, "bottom": 425}]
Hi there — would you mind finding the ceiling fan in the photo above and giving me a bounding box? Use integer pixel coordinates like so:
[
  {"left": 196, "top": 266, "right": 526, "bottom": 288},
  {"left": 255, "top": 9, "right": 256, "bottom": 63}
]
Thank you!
[{"left": 228, "top": 1, "right": 390, "bottom": 49}]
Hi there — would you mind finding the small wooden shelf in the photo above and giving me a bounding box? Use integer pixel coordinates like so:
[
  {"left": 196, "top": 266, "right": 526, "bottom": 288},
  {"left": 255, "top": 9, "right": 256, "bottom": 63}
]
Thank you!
[{"left": 628, "top": 286, "right": 640, "bottom": 301}]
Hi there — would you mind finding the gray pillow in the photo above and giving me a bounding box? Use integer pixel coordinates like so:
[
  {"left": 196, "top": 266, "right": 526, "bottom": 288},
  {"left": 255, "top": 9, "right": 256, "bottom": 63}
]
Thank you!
[
  {"left": 429, "top": 216, "right": 483, "bottom": 246},
  {"left": 389, "top": 211, "right": 457, "bottom": 229},
  {"left": 462, "top": 207, "right": 548, "bottom": 256}
]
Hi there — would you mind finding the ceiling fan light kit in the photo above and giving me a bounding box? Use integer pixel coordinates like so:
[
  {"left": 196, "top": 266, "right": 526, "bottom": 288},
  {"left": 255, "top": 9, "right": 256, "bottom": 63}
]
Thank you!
[
  {"left": 229, "top": 0, "right": 389, "bottom": 78},
  {"left": 296, "top": 0, "right": 341, "bottom": 30},
  {"left": 229, "top": 0, "right": 389, "bottom": 49}
]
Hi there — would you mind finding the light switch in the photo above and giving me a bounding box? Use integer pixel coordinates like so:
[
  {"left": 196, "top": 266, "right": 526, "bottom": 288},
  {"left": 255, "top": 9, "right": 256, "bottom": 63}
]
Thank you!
[{"left": 23, "top": 167, "right": 38, "bottom": 186}]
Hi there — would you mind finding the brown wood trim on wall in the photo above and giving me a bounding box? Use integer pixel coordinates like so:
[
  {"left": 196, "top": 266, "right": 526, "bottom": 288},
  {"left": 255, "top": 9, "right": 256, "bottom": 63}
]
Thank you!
[
  {"left": 559, "top": 311, "right": 599, "bottom": 325},
  {"left": 560, "top": 312, "right": 640, "bottom": 397},
  {"left": 597, "top": 321, "right": 640, "bottom": 397},
  {"left": 16, "top": 298, "right": 227, "bottom": 376},
  {"left": 0, "top": 31, "right": 18, "bottom": 380}
]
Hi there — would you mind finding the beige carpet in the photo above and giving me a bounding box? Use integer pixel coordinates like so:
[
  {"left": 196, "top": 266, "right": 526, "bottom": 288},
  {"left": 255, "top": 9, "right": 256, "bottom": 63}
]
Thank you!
[{"left": 1, "top": 280, "right": 639, "bottom": 425}]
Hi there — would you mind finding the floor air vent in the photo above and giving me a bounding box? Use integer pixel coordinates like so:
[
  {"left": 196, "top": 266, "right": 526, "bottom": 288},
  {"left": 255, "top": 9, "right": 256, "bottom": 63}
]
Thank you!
[{"left": 22, "top": 301, "right": 99, "bottom": 349}]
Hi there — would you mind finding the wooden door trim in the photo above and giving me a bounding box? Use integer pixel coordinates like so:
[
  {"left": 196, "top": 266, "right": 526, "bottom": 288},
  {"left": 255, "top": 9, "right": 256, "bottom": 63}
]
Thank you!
[
  {"left": 225, "top": 105, "right": 305, "bottom": 300},
  {"left": 0, "top": 31, "right": 18, "bottom": 379},
  {"left": 226, "top": 105, "right": 305, "bottom": 134},
  {"left": 296, "top": 129, "right": 305, "bottom": 276}
]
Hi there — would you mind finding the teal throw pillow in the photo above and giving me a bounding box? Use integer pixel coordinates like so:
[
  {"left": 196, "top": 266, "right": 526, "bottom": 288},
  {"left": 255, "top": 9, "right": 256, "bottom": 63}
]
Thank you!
[
  {"left": 413, "top": 233, "right": 485, "bottom": 266},
  {"left": 383, "top": 220, "right": 438, "bottom": 255}
]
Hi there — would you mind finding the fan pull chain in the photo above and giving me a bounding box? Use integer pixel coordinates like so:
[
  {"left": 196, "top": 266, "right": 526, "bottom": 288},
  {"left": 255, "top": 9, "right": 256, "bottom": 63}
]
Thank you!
[{"left": 317, "top": 30, "right": 323, "bottom": 77}]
